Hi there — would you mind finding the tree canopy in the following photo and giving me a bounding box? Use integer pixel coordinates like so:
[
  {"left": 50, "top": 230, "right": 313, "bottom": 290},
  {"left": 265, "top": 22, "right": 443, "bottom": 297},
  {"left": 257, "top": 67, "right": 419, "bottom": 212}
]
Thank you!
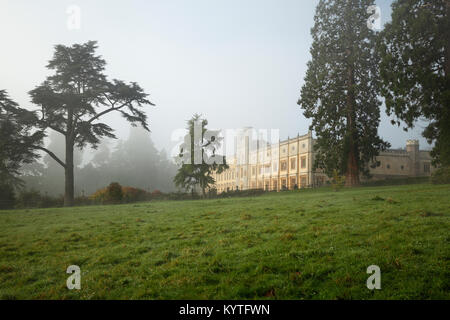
[
  {"left": 0, "top": 90, "right": 43, "bottom": 187},
  {"left": 378, "top": 0, "right": 450, "bottom": 166}
]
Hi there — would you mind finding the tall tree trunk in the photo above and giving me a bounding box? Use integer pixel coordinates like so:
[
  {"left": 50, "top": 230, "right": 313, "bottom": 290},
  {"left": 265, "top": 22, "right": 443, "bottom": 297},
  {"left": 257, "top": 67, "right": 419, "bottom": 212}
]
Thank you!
[
  {"left": 345, "top": 131, "right": 360, "bottom": 186},
  {"left": 64, "top": 107, "right": 75, "bottom": 207},
  {"left": 345, "top": 56, "right": 360, "bottom": 187},
  {"left": 64, "top": 138, "right": 74, "bottom": 207}
]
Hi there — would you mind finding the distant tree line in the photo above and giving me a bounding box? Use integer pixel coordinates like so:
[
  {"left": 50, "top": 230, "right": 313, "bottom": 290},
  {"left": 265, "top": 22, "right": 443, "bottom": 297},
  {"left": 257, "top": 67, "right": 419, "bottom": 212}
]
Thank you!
[{"left": 20, "top": 127, "right": 177, "bottom": 198}]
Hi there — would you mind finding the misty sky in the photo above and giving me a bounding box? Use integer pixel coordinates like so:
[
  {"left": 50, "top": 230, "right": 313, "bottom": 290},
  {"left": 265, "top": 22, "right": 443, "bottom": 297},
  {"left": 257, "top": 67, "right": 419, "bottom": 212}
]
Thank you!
[{"left": 0, "top": 0, "right": 432, "bottom": 160}]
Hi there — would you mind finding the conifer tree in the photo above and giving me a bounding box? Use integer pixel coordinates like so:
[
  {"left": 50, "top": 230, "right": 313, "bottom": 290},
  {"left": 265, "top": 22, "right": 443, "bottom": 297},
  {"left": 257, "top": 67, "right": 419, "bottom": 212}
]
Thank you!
[
  {"left": 298, "top": 0, "right": 389, "bottom": 186},
  {"left": 28, "top": 41, "right": 154, "bottom": 206},
  {"left": 0, "top": 90, "right": 42, "bottom": 187},
  {"left": 174, "top": 114, "right": 228, "bottom": 196}
]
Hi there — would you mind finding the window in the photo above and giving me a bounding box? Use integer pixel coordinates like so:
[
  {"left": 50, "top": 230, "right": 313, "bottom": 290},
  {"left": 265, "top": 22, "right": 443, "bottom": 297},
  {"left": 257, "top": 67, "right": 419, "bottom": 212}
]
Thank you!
[
  {"left": 252, "top": 167, "right": 256, "bottom": 176},
  {"left": 424, "top": 163, "right": 430, "bottom": 173},
  {"left": 387, "top": 164, "right": 390, "bottom": 169},
  {"left": 401, "top": 165, "right": 404, "bottom": 170},
  {"left": 290, "top": 158, "right": 296, "bottom": 170},
  {"left": 281, "top": 160, "right": 287, "bottom": 171},
  {"left": 301, "top": 156, "right": 307, "bottom": 169},
  {"left": 291, "top": 146, "right": 295, "bottom": 151},
  {"left": 290, "top": 177, "right": 297, "bottom": 189},
  {"left": 273, "top": 162, "right": 278, "bottom": 172},
  {"left": 302, "top": 144, "right": 306, "bottom": 148}
]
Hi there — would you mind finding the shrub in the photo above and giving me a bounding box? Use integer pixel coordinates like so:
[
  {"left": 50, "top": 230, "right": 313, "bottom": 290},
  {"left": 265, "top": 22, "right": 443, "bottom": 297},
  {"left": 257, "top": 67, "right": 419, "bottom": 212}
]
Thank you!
[
  {"left": 217, "top": 188, "right": 265, "bottom": 198},
  {"left": 105, "top": 182, "right": 123, "bottom": 204},
  {"left": 15, "top": 190, "right": 42, "bottom": 208},
  {"left": 431, "top": 166, "right": 450, "bottom": 184},
  {"left": 39, "top": 194, "right": 64, "bottom": 208},
  {"left": 90, "top": 184, "right": 151, "bottom": 204},
  {"left": 151, "top": 190, "right": 162, "bottom": 196},
  {"left": 122, "top": 186, "right": 149, "bottom": 203},
  {"left": 207, "top": 188, "right": 217, "bottom": 198},
  {"left": 15, "top": 190, "right": 63, "bottom": 209},
  {"left": 331, "top": 169, "right": 345, "bottom": 191},
  {"left": 0, "top": 184, "right": 15, "bottom": 210},
  {"left": 167, "top": 192, "right": 193, "bottom": 201},
  {"left": 151, "top": 189, "right": 164, "bottom": 200},
  {"left": 362, "top": 176, "right": 429, "bottom": 187},
  {"left": 74, "top": 196, "right": 93, "bottom": 206},
  {"left": 89, "top": 187, "right": 108, "bottom": 203}
]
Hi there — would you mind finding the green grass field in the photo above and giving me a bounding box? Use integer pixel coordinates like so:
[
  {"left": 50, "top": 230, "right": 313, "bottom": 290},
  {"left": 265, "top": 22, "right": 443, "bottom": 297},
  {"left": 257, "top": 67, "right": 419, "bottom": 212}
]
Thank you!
[{"left": 0, "top": 183, "right": 449, "bottom": 300}]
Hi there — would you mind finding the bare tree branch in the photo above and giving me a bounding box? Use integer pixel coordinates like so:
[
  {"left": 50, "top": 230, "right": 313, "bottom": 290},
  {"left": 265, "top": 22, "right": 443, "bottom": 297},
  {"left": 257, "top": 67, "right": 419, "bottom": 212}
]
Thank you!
[
  {"left": 87, "top": 100, "right": 129, "bottom": 124},
  {"left": 34, "top": 146, "right": 66, "bottom": 169},
  {"left": 48, "top": 125, "right": 66, "bottom": 136}
]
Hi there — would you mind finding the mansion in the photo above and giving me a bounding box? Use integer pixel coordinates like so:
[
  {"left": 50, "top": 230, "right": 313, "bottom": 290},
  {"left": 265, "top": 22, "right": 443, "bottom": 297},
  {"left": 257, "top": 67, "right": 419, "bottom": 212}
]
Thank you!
[{"left": 212, "top": 129, "right": 435, "bottom": 193}]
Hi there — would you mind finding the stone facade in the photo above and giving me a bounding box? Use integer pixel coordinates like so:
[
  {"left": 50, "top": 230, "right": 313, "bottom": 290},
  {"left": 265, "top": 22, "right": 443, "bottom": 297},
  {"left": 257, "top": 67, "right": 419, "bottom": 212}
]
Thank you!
[
  {"left": 368, "top": 139, "right": 435, "bottom": 180},
  {"left": 212, "top": 131, "right": 435, "bottom": 193}
]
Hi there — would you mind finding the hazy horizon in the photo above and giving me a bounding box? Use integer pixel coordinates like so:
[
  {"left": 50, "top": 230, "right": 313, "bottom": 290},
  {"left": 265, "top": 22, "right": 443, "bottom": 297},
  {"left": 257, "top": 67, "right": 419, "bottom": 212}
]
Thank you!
[{"left": 0, "top": 0, "right": 433, "bottom": 162}]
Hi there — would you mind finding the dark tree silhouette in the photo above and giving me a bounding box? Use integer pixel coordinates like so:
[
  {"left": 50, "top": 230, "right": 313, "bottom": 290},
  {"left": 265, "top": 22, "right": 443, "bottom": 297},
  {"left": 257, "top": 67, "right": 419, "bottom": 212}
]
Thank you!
[
  {"left": 378, "top": 0, "right": 450, "bottom": 166},
  {"left": 28, "top": 41, "right": 154, "bottom": 206},
  {"left": 0, "top": 90, "right": 43, "bottom": 187}
]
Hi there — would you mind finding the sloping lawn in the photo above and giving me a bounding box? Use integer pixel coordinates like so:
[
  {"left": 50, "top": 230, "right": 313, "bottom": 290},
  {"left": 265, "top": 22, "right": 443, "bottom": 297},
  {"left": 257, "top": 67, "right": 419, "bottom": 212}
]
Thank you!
[{"left": 0, "top": 183, "right": 449, "bottom": 299}]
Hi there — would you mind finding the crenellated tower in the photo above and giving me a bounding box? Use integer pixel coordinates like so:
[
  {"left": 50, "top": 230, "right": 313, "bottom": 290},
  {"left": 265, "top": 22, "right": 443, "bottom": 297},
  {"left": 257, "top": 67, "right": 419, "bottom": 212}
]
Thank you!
[{"left": 406, "top": 140, "right": 420, "bottom": 176}]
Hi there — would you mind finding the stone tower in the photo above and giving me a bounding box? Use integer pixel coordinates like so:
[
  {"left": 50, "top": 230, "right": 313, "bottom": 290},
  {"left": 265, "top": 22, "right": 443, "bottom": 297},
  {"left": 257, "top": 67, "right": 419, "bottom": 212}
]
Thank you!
[{"left": 406, "top": 140, "right": 420, "bottom": 176}]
